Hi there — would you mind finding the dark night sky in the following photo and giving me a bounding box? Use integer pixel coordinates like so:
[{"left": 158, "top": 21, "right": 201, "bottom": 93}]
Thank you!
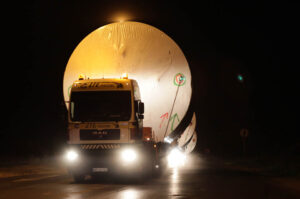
[{"left": 1, "top": 1, "right": 286, "bottom": 157}]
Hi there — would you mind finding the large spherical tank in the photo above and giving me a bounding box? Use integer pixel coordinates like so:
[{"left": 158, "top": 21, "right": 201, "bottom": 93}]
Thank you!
[{"left": 63, "top": 21, "right": 192, "bottom": 142}]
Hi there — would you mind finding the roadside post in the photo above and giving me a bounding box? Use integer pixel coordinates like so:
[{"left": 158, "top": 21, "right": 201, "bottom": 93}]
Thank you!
[{"left": 240, "top": 128, "right": 249, "bottom": 156}]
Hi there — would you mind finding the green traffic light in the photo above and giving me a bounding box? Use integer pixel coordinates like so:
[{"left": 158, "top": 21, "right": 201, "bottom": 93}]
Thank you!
[{"left": 237, "top": 74, "right": 243, "bottom": 82}]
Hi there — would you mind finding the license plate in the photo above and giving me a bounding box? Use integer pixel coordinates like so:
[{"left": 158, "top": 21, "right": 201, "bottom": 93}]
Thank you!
[{"left": 92, "top": 168, "right": 108, "bottom": 172}]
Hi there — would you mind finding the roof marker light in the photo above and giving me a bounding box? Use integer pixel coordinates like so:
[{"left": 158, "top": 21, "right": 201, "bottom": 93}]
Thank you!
[
  {"left": 78, "top": 74, "right": 85, "bottom": 80},
  {"left": 121, "top": 73, "right": 128, "bottom": 79}
]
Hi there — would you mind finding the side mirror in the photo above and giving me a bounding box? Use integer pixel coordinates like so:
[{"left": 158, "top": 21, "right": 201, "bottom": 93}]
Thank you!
[{"left": 139, "top": 102, "right": 144, "bottom": 114}]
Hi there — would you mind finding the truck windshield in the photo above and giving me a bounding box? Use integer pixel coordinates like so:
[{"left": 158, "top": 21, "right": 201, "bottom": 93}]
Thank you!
[{"left": 70, "top": 91, "right": 131, "bottom": 122}]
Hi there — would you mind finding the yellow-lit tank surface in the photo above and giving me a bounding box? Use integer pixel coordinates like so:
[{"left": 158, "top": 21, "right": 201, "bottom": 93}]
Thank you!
[{"left": 63, "top": 21, "right": 192, "bottom": 142}]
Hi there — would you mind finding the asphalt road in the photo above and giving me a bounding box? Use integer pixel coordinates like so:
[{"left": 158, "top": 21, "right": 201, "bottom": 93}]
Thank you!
[{"left": 0, "top": 155, "right": 298, "bottom": 199}]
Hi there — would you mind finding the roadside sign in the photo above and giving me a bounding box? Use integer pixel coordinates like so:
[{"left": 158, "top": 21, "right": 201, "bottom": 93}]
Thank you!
[{"left": 240, "top": 128, "right": 249, "bottom": 156}]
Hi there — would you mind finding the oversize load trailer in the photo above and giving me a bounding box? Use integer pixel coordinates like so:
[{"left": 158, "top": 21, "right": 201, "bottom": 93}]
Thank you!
[{"left": 63, "top": 22, "right": 197, "bottom": 181}]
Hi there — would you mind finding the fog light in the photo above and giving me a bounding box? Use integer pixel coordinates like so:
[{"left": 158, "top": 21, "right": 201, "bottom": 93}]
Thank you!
[
  {"left": 121, "top": 149, "right": 137, "bottom": 163},
  {"left": 66, "top": 150, "right": 78, "bottom": 162}
]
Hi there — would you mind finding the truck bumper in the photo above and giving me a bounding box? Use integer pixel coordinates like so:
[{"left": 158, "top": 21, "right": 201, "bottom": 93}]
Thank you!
[{"left": 65, "top": 146, "right": 151, "bottom": 177}]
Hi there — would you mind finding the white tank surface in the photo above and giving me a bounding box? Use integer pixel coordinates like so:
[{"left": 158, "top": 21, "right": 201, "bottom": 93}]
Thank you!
[
  {"left": 63, "top": 21, "right": 192, "bottom": 142},
  {"left": 183, "top": 131, "right": 197, "bottom": 154},
  {"left": 177, "top": 113, "right": 196, "bottom": 147}
]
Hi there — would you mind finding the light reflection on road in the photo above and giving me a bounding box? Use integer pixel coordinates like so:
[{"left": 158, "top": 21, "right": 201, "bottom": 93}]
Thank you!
[
  {"left": 65, "top": 193, "right": 82, "bottom": 199},
  {"left": 118, "top": 189, "right": 139, "bottom": 199},
  {"left": 64, "top": 184, "right": 95, "bottom": 199},
  {"left": 61, "top": 155, "right": 202, "bottom": 199},
  {"left": 169, "top": 168, "right": 181, "bottom": 196}
]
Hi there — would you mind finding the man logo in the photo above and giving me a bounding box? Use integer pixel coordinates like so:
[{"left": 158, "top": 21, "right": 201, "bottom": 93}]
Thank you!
[{"left": 92, "top": 130, "right": 108, "bottom": 135}]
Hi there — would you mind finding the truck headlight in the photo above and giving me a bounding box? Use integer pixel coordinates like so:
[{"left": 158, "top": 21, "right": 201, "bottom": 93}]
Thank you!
[
  {"left": 121, "top": 149, "right": 137, "bottom": 163},
  {"left": 66, "top": 150, "right": 78, "bottom": 162},
  {"left": 167, "top": 148, "right": 186, "bottom": 168}
]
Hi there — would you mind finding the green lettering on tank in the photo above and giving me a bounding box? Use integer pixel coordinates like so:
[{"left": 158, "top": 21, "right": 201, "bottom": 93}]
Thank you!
[{"left": 169, "top": 113, "right": 180, "bottom": 131}]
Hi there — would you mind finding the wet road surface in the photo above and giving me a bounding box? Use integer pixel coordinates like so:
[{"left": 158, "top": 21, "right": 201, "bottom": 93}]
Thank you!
[{"left": 0, "top": 155, "right": 298, "bottom": 199}]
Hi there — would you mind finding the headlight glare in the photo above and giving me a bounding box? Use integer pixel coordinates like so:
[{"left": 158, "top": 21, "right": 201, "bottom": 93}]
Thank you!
[
  {"left": 66, "top": 150, "right": 78, "bottom": 162},
  {"left": 121, "top": 149, "right": 137, "bottom": 163},
  {"left": 167, "top": 148, "right": 186, "bottom": 168}
]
